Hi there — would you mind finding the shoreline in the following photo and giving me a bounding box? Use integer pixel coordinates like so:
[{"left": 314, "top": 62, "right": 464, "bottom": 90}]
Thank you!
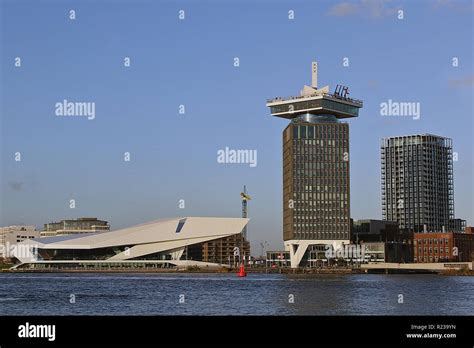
[{"left": 2, "top": 267, "right": 473, "bottom": 276}]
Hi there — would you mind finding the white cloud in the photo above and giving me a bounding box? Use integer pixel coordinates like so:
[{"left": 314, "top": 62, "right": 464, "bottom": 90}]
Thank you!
[
  {"left": 327, "top": 0, "right": 400, "bottom": 18},
  {"left": 433, "top": 0, "right": 473, "bottom": 12},
  {"left": 449, "top": 74, "right": 474, "bottom": 88},
  {"left": 327, "top": 2, "right": 359, "bottom": 17}
]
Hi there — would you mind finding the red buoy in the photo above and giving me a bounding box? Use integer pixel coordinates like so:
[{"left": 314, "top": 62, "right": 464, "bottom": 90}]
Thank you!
[{"left": 237, "top": 263, "right": 247, "bottom": 277}]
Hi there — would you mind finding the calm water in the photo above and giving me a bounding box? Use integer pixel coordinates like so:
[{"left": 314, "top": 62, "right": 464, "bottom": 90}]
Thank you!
[{"left": 0, "top": 273, "right": 472, "bottom": 315}]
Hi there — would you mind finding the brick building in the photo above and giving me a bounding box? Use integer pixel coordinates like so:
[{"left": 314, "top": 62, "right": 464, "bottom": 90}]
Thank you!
[{"left": 414, "top": 228, "right": 474, "bottom": 263}]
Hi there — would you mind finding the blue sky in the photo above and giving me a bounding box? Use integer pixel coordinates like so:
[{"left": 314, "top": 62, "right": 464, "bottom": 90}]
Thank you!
[{"left": 1, "top": 0, "right": 473, "bottom": 252}]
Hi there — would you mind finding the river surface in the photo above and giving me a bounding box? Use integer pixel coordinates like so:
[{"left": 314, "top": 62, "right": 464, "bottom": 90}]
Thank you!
[{"left": 0, "top": 273, "right": 472, "bottom": 315}]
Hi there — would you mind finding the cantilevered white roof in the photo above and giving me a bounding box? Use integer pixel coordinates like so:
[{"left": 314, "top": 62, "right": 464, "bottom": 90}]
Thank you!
[{"left": 14, "top": 217, "right": 249, "bottom": 263}]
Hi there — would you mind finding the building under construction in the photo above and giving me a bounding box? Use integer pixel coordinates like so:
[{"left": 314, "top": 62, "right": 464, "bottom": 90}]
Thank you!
[
  {"left": 184, "top": 187, "right": 251, "bottom": 266},
  {"left": 184, "top": 232, "right": 250, "bottom": 266},
  {"left": 203, "top": 234, "right": 250, "bottom": 266}
]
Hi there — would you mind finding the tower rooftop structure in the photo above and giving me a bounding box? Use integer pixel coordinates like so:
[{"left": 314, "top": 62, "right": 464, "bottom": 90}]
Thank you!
[{"left": 266, "top": 61, "right": 363, "bottom": 119}]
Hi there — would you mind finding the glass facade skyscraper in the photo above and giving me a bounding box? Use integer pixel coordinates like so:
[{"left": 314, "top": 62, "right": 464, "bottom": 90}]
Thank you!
[
  {"left": 381, "top": 134, "right": 454, "bottom": 233},
  {"left": 283, "top": 116, "right": 350, "bottom": 242}
]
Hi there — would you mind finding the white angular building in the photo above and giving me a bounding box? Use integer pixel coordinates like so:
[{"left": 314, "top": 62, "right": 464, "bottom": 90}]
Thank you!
[{"left": 12, "top": 217, "right": 249, "bottom": 270}]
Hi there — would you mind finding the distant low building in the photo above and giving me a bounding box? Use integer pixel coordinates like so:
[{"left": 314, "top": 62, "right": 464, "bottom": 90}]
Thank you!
[
  {"left": 0, "top": 225, "right": 39, "bottom": 261},
  {"left": 362, "top": 241, "right": 413, "bottom": 263},
  {"left": 266, "top": 251, "right": 290, "bottom": 268},
  {"left": 450, "top": 218, "right": 467, "bottom": 233},
  {"left": 352, "top": 219, "right": 398, "bottom": 235},
  {"left": 414, "top": 229, "right": 474, "bottom": 263},
  {"left": 351, "top": 219, "right": 402, "bottom": 243},
  {"left": 352, "top": 219, "right": 413, "bottom": 263},
  {"left": 41, "top": 217, "right": 109, "bottom": 237}
]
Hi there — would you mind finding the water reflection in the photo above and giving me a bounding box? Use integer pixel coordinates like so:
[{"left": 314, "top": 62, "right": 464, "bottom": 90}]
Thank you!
[{"left": 0, "top": 273, "right": 472, "bottom": 315}]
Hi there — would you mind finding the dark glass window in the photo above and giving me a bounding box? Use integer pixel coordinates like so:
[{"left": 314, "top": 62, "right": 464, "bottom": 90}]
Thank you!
[
  {"left": 176, "top": 218, "right": 186, "bottom": 233},
  {"left": 293, "top": 126, "right": 299, "bottom": 139},
  {"left": 301, "top": 126, "right": 307, "bottom": 139}
]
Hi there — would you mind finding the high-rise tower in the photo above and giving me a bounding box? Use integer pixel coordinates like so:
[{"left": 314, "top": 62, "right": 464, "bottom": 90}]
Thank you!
[
  {"left": 381, "top": 134, "right": 454, "bottom": 233},
  {"left": 266, "top": 62, "right": 363, "bottom": 268}
]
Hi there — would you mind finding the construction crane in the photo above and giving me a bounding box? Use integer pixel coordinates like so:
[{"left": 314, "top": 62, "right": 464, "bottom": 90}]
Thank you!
[
  {"left": 240, "top": 185, "right": 251, "bottom": 240},
  {"left": 238, "top": 186, "right": 251, "bottom": 266}
]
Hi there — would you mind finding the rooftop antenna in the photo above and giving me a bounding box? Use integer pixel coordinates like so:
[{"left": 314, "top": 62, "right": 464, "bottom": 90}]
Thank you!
[
  {"left": 301, "top": 61, "right": 329, "bottom": 96},
  {"left": 311, "top": 61, "right": 318, "bottom": 89}
]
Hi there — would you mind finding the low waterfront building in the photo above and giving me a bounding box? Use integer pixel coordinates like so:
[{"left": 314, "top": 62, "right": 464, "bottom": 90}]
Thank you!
[
  {"left": 12, "top": 217, "right": 249, "bottom": 270},
  {"left": 266, "top": 251, "right": 290, "bottom": 268},
  {"left": 352, "top": 219, "right": 398, "bottom": 235},
  {"left": 351, "top": 219, "right": 413, "bottom": 263},
  {"left": 351, "top": 219, "right": 406, "bottom": 243},
  {"left": 41, "top": 217, "right": 109, "bottom": 237},
  {"left": 414, "top": 229, "right": 474, "bottom": 263},
  {"left": 362, "top": 241, "right": 413, "bottom": 263}
]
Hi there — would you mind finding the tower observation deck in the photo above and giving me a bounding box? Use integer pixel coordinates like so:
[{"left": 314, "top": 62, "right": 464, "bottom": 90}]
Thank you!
[{"left": 266, "top": 62, "right": 363, "bottom": 119}]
